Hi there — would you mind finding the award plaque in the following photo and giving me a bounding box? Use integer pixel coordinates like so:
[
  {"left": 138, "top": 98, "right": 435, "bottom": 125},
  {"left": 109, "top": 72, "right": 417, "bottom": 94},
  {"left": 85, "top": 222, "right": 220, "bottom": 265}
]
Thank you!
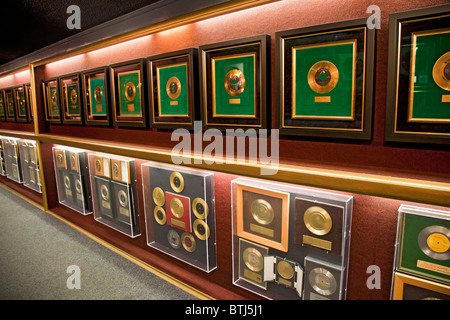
[
  {"left": 4, "top": 88, "right": 16, "bottom": 122},
  {"left": 42, "top": 78, "right": 61, "bottom": 124},
  {"left": 13, "top": 85, "right": 29, "bottom": 123},
  {"left": 18, "top": 140, "right": 42, "bottom": 193},
  {"left": 0, "top": 91, "right": 6, "bottom": 121},
  {"left": 24, "top": 83, "right": 34, "bottom": 122},
  {"left": 110, "top": 59, "right": 147, "bottom": 128},
  {"left": 199, "top": 35, "right": 270, "bottom": 129},
  {"left": 232, "top": 177, "right": 353, "bottom": 300},
  {"left": 2, "top": 137, "right": 23, "bottom": 183},
  {"left": 53, "top": 146, "right": 92, "bottom": 215},
  {"left": 391, "top": 272, "right": 450, "bottom": 300},
  {"left": 147, "top": 48, "right": 199, "bottom": 129},
  {"left": 142, "top": 161, "right": 216, "bottom": 272},
  {"left": 89, "top": 152, "right": 140, "bottom": 237},
  {"left": 385, "top": 4, "right": 450, "bottom": 144},
  {"left": 81, "top": 66, "right": 111, "bottom": 126},
  {"left": 60, "top": 72, "right": 83, "bottom": 125},
  {"left": 395, "top": 205, "right": 450, "bottom": 285},
  {"left": 304, "top": 256, "right": 344, "bottom": 300},
  {"left": 276, "top": 18, "right": 375, "bottom": 140}
]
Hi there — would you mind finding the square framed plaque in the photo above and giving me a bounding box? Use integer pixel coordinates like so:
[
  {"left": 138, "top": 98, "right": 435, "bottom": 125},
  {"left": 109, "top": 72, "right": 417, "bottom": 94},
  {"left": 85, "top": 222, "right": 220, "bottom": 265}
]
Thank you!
[
  {"left": 42, "top": 77, "right": 62, "bottom": 124},
  {"left": 0, "top": 91, "right": 6, "bottom": 121},
  {"left": 391, "top": 272, "right": 450, "bottom": 300},
  {"left": 394, "top": 205, "right": 450, "bottom": 285},
  {"left": 110, "top": 59, "right": 147, "bottom": 128},
  {"left": 385, "top": 4, "right": 450, "bottom": 145},
  {"left": 81, "top": 66, "right": 111, "bottom": 126},
  {"left": 147, "top": 48, "right": 199, "bottom": 129},
  {"left": 59, "top": 72, "right": 83, "bottom": 125},
  {"left": 276, "top": 18, "right": 375, "bottom": 140},
  {"left": 199, "top": 34, "right": 270, "bottom": 130},
  {"left": 4, "top": 88, "right": 16, "bottom": 122},
  {"left": 13, "top": 85, "right": 29, "bottom": 123}
]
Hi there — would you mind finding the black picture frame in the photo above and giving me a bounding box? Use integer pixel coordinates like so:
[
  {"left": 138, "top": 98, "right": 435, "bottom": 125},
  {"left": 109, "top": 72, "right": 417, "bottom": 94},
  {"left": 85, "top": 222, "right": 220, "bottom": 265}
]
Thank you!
[
  {"left": 42, "top": 77, "right": 62, "bottom": 124},
  {"left": 59, "top": 72, "right": 84, "bottom": 125},
  {"left": 385, "top": 4, "right": 450, "bottom": 145},
  {"left": 276, "top": 18, "right": 375, "bottom": 140}
]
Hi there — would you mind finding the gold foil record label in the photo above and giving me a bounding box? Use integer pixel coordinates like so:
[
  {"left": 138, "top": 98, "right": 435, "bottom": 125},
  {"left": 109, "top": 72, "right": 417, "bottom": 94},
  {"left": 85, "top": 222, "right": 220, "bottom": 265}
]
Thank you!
[
  {"left": 152, "top": 187, "right": 165, "bottom": 206},
  {"left": 193, "top": 219, "right": 210, "bottom": 240},
  {"left": 304, "top": 206, "right": 332, "bottom": 236},
  {"left": 192, "top": 198, "right": 209, "bottom": 219},
  {"left": 154, "top": 206, "right": 166, "bottom": 225},
  {"left": 124, "top": 82, "right": 136, "bottom": 101},
  {"left": 243, "top": 247, "right": 263, "bottom": 272},
  {"left": 308, "top": 61, "right": 339, "bottom": 94},
  {"left": 166, "top": 76, "right": 181, "bottom": 99},
  {"left": 433, "top": 52, "right": 450, "bottom": 91},
  {"left": 170, "top": 171, "right": 184, "bottom": 193},
  {"left": 94, "top": 86, "right": 103, "bottom": 103},
  {"left": 181, "top": 232, "right": 196, "bottom": 252},
  {"left": 224, "top": 69, "right": 245, "bottom": 96},
  {"left": 309, "top": 267, "right": 337, "bottom": 296},
  {"left": 418, "top": 225, "right": 450, "bottom": 261},
  {"left": 251, "top": 199, "right": 274, "bottom": 225},
  {"left": 277, "top": 260, "right": 294, "bottom": 280}
]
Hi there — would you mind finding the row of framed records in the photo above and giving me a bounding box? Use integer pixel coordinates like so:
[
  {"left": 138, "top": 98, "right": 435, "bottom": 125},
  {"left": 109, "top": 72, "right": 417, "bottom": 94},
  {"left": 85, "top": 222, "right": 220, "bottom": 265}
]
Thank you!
[
  {"left": 1, "top": 4, "right": 449, "bottom": 144},
  {"left": 52, "top": 144, "right": 354, "bottom": 299},
  {"left": 0, "top": 136, "right": 42, "bottom": 193},
  {"left": 391, "top": 205, "right": 450, "bottom": 300}
]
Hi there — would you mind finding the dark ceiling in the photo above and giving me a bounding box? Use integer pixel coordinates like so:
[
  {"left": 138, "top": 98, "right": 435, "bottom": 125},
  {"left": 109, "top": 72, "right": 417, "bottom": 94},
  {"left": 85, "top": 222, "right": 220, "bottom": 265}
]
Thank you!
[{"left": 1, "top": 0, "right": 162, "bottom": 66}]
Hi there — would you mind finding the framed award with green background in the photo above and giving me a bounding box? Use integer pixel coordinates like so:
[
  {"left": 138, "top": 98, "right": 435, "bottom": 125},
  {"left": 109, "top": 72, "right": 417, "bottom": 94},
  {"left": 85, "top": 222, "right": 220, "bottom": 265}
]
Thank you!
[
  {"left": 199, "top": 34, "right": 270, "bottom": 130},
  {"left": 13, "top": 85, "right": 28, "bottom": 123},
  {"left": 276, "top": 18, "right": 375, "bottom": 140},
  {"left": 385, "top": 4, "right": 450, "bottom": 145},
  {"left": 147, "top": 48, "right": 198, "bottom": 129},
  {"left": 81, "top": 66, "right": 111, "bottom": 126},
  {"left": 24, "top": 83, "right": 34, "bottom": 122},
  {"left": 42, "top": 78, "right": 61, "bottom": 124},
  {"left": 110, "top": 59, "right": 147, "bottom": 128},
  {"left": 60, "top": 72, "right": 83, "bottom": 125},
  {"left": 4, "top": 88, "right": 16, "bottom": 122},
  {"left": 394, "top": 205, "right": 450, "bottom": 285},
  {"left": 0, "top": 91, "right": 5, "bottom": 121}
]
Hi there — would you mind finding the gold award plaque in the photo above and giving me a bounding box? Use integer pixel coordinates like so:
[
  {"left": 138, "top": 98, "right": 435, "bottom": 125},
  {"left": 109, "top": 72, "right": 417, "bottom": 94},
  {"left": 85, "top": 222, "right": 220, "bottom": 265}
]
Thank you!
[
  {"left": 251, "top": 199, "right": 274, "bottom": 225},
  {"left": 166, "top": 76, "right": 181, "bottom": 100},
  {"left": 308, "top": 61, "right": 339, "bottom": 94},
  {"left": 170, "top": 197, "right": 184, "bottom": 219}
]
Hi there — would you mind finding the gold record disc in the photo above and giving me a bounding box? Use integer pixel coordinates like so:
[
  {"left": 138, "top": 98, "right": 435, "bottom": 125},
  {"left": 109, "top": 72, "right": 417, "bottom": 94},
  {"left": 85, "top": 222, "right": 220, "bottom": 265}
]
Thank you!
[
  {"left": 243, "top": 247, "right": 264, "bottom": 272},
  {"left": 308, "top": 61, "right": 339, "bottom": 94},
  {"left": 154, "top": 206, "right": 167, "bottom": 225},
  {"left": 166, "top": 76, "right": 181, "bottom": 99},
  {"left": 192, "top": 198, "right": 209, "bottom": 220},
  {"left": 51, "top": 90, "right": 57, "bottom": 105},
  {"left": 70, "top": 88, "right": 78, "bottom": 105},
  {"left": 94, "top": 86, "right": 103, "bottom": 103},
  {"left": 309, "top": 267, "right": 337, "bottom": 296},
  {"left": 304, "top": 206, "right": 332, "bottom": 236},
  {"left": 224, "top": 69, "right": 245, "bottom": 96},
  {"left": 251, "top": 199, "right": 274, "bottom": 225},
  {"left": 124, "top": 82, "right": 136, "bottom": 101},
  {"left": 277, "top": 260, "right": 295, "bottom": 280},
  {"left": 152, "top": 187, "right": 165, "bottom": 206},
  {"left": 181, "top": 232, "right": 196, "bottom": 252},
  {"left": 118, "top": 190, "right": 128, "bottom": 208},
  {"left": 170, "top": 197, "right": 184, "bottom": 218},
  {"left": 100, "top": 184, "right": 110, "bottom": 201},
  {"left": 417, "top": 225, "right": 450, "bottom": 261},
  {"left": 170, "top": 171, "right": 184, "bottom": 193},
  {"left": 64, "top": 175, "right": 71, "bottom": 189},
  {"left": 193, "top": 219, "right": 210, "bottom": 240},
  {"left": 75, "top": 178, "right": 82, "bottom": 194},
  {"left": 432, "top": 52, "right": 450, "bottom": 91}
]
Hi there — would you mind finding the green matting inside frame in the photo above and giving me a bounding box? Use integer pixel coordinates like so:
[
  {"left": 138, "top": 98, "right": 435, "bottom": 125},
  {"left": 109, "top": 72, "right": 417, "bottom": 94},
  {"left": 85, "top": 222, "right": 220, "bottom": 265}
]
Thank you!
[{"left": 157, "top": 64, "right": 189, "bottom": 116}]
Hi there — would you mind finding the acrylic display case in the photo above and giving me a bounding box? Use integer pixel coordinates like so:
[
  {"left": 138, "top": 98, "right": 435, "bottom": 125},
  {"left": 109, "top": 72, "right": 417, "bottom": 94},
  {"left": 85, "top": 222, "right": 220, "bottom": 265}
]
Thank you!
[
  {"left": 231, "top": 177, "right": 353, "bottom": 300},
  {"left": 88, "top": 152, "right": 140, "bottom": 237},
  {"left": 53, "top": 146, "right": 92, "bottom": 215},
  {"left": 18, "top": 139, "right": 42, "bottom": 193},
  {"left": 2, "top": 137, "right": 23, "bottom": 183},
  {"left": 142, "top": 161, "right": 216, "bottom": 272}
]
